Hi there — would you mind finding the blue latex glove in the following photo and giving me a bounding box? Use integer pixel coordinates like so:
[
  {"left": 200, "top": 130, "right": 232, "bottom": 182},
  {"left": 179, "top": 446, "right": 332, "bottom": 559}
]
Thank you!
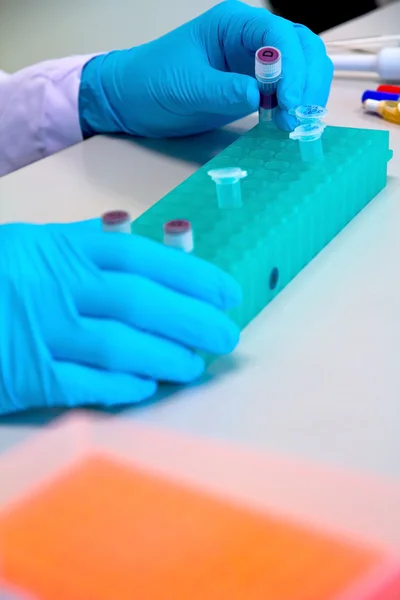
[
  {"left": 0, "top": 221, "right": 241, "bottom": 414},
  {"left": 79, "top": 0, "right": 333, "bottom": 136}
]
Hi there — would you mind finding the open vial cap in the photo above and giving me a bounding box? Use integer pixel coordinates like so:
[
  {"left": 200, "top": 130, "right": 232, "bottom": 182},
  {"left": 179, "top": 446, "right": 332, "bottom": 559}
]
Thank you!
[
  {"left": 289, "top": 105, "right": 328, "bottom": 123},
  {"left": 289, "top": 122, "right": 327, "bottom": 142},
  {"left": 207, "top": 167, "right": 248, "bottom": 184}
]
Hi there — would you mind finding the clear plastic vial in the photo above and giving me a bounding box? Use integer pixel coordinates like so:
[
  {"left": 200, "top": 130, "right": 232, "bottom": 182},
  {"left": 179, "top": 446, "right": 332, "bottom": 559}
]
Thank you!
[
  {"left": 289, "top": 122, "right": 327, "bottom": 162},
  {"left": 207, "top": 168, "right": 248, "bottom": 208},
  {"left": 289, "top": 105, "right": 328, "bottom": 163}
]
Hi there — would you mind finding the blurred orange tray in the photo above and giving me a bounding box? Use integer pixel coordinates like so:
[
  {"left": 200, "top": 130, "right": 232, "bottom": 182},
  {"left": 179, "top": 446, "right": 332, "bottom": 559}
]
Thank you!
[{"left": 1, "top": 414, "right": 400, "bottom": 600}]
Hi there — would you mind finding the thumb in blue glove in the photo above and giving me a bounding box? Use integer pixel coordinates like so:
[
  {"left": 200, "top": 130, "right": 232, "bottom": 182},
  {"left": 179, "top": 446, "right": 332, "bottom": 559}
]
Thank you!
[
  {"left": 0, "top": 221, "right": 241, "bottom": 414},
  {"left": 79, "top": 0, "right": 333, "bottom": 138}
]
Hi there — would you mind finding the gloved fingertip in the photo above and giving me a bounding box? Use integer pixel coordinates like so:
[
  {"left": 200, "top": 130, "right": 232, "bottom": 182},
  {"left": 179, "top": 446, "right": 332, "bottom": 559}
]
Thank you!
[
  {"left": 217, "top": 73, "right": 259, "bottom": 116},
  {"left": 105, "top": 377, "right": 158, "bottom": 406},
  {"left": 277, "top": 77, "right": 303, "bottom": 113},
  {"left": 180, "top": 353, "right": 205, "bottom": 383},
  {"left": 279, "top": 92, "right": 302, "bottom": 113},
  {"left": 246, "top": 80, "right": 260, "bottom": 112},
  {"left": 220, "top": 321, "right": 241, "bottom": 355},
  {"left": 218, "top": 274, "right": 243, "bottom": 311},
  {"left": 274, "top": 109, "right": 298, "bottom": 132}
]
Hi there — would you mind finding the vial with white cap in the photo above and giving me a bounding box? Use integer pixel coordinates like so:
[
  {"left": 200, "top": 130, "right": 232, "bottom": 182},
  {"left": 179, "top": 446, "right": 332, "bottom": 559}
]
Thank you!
[
  {"left": 363, "top": 98, "right": 400, "bottom": 125},
  {"left": 289, "top": 122, "right": 327, "bottom": 162},
  {"left": 163, "top": 219, "right": 193, "bottom": 252},
  {"left": 101, "top": 210, "right": 131, "bottom": 233},
  {"left": 255, "top": 46, "right": 282, "bottom": 123},
  {"left": 207, "top": 167, "right": 247, "bottom": 208}
]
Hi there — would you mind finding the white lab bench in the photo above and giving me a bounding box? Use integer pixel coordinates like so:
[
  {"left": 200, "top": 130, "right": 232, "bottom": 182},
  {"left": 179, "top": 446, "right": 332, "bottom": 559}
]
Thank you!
[{"left": 0, "top": 2, "right": 399, "bottom": 478}]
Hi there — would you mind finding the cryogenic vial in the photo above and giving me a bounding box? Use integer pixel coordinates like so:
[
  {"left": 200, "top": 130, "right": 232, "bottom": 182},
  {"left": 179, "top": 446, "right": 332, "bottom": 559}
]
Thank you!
[
  {"left": 101, "top": 210, "right": 131, "bottom": 233},
  {"left": 163, "top": 220, "right": 193, "bottom": 252},
  {"left": 255, "top": 46, "right": 282, "bottom": 123},
  {"left": 289, "top": 122, "right": 327, "bottom": 162},
  {"left": 208, "top": 167, "right": 248, "bottom": 208}
]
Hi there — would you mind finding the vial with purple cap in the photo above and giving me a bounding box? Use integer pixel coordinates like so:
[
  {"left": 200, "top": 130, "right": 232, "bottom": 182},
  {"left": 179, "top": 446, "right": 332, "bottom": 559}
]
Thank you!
[
  {"left": 101, "top": 210, "right": 131, "bottom": 234},
  {"left": 255, "top": 46, "right": 282, "bottom": 123},
  {"left": 163, "top": 219, "right": 193, "bottom": 253}
]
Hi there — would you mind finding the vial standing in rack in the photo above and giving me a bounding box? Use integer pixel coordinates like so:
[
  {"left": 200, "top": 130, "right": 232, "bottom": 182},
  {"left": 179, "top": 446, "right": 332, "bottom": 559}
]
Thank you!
[
  {"left": 255, "top": 46, "right": 282, "bottom": 124},
  {"left": 101, "top": 210, "right": 131, "bottom": 234},
  {"left": 208, "top": 167, "right": 247, "bottom": 209},
  {"left": 163, "top": 220, "right": 193, "bottom": 252},
  {"left": 289, "top": 105, "right": 328, "bottom": 162},
  {"left": 289, "top": 123, "right": 326, "bottom": 162}
]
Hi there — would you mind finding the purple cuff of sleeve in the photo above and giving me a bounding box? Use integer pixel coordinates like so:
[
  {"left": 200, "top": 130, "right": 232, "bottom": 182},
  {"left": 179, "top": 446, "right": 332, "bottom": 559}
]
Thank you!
[{"left": 0, "top": 55, "right": 96, "bottom": 177}]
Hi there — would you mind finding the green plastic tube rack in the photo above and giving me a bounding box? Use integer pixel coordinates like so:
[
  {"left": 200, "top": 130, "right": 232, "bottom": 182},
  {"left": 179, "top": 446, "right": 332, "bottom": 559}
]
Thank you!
[{"left": 131, "top": 123, "right": 392, "bottom": 338}]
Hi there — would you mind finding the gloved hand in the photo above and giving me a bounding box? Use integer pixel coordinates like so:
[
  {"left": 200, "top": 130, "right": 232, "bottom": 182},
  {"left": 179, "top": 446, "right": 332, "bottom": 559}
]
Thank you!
[
  {"left": 79, "top": 0, "right": 333, "bottom": 136},
  {"left": 0, "top": 220, "right": 241, "bottom": 414}
]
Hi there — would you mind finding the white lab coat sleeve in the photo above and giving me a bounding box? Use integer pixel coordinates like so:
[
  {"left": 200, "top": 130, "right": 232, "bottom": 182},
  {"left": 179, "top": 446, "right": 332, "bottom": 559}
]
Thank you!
[{"left": 0, "top": 55, "right": 96, "bottom": 177}]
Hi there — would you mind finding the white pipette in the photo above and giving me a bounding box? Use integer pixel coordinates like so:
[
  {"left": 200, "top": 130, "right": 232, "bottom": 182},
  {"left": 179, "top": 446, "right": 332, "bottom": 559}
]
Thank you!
[
  {"left": 325, "top": 34, "right": 400, "bottom": 52},
  {"left": 329, "top": 47, "right": 400, "bottom": 82}
]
